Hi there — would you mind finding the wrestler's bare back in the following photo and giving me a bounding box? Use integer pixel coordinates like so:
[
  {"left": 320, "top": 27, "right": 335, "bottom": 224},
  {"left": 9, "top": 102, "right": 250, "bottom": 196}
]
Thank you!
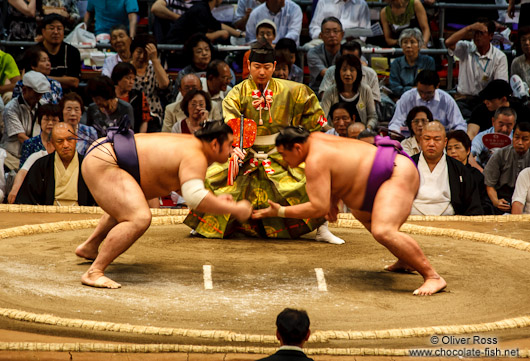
[{"left": 85, "top": 133, "right": 208, "bottom": 200}]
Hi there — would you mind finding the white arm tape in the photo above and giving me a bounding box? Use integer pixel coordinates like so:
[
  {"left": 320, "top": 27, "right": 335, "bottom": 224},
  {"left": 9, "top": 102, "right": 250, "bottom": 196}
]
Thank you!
[{"left": 181, "top": 179, "right": 209, "bottom": 209}]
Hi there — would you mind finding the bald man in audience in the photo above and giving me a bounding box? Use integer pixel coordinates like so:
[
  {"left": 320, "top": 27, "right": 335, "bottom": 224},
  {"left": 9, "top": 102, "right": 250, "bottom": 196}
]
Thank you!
[
  {"left": 15, "top": 122, "right": 95, "bottom": 206},
  {"left": 162, "top": 73, "right": 202, "bottom": 132},
  {"left": 410, "top": 121, "right": 483, "bottom": 216}
]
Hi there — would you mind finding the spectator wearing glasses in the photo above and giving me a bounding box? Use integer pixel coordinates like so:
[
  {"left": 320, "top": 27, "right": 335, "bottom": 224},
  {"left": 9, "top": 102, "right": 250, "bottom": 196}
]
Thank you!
[
  {"left": 308, "top": 17, "right": 343, "bottom": 93},
  {"left": 389, "top": 70, "right": 466, "bottom": 135},
  {"left": 37, "top": 14, "right": 81, "bottom": 89},
  {"left": 401, "top": 105, "right": 433, "bottom": 156}
]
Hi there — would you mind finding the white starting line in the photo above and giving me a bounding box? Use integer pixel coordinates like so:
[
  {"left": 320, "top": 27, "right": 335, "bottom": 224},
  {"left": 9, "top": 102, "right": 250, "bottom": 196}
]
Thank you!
[
  {"left": 203, "top": 265, "right": 213, "bottom": 290},
  {"left": 314, "top": 268, "right": 328, "bottom": 292},
  {"left": 202, "top": 265, "right": 328, "bottom": 292}
]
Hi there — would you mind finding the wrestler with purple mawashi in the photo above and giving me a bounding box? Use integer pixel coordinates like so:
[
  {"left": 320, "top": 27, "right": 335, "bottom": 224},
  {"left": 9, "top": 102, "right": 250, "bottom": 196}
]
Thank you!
[{"left": 253, "top": 126, "right": 446, "bottom": 296}]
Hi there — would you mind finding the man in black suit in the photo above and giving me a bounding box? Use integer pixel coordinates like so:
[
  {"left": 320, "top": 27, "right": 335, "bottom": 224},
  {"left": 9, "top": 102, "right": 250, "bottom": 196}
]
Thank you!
[{"left": 257, "top": 308, "right": 313, "bottom": 361}]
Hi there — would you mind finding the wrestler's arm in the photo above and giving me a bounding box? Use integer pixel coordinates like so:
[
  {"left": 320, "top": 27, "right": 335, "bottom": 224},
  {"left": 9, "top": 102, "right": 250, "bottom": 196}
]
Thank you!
[
  {"left": 178, "top": 153, "right": 252, "bottom": 220},
  {"left": 253, "top": 155, "right": 331, "bottom": 219}
]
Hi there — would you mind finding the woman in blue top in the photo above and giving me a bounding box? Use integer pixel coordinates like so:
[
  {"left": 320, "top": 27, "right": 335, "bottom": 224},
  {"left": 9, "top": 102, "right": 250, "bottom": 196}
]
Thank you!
[{"left": 389, "top": 28, "right": 435, "bottom": 97}]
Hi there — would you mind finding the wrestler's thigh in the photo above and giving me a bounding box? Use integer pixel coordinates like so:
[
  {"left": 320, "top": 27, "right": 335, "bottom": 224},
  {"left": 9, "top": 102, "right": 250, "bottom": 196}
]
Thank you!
[
  {"left": 370, "top": 155, "right": 419, "bottom": 230},
  {"left": 82, "top": 155, "right": 149, "bottom": 222},
  {"left": 351, "top": 210, "right": 372, "bottom": 232}
]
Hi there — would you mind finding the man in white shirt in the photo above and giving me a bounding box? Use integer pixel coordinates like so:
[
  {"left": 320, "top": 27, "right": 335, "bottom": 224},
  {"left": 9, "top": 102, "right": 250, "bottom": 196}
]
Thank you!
[
  {"left": 309, "top": 0, "right": 370, "bottom": 40},
  {"left": 245, "top": 0, "right": 302, "bottom": 44},
  {"left": 411, "top": 121, "right": 483, "bottom": 216},
  {"left": 389, "top": 70, "right": 466, "bottom": 135},
  {"left": 445, "top": 18, "right": 509, "bottom": 120}
]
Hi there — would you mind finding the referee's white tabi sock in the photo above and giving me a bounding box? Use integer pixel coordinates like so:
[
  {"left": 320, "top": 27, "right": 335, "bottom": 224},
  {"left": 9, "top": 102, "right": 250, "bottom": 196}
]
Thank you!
[{"left": 315, "top": 221, "right": 345, "bottom": 245}]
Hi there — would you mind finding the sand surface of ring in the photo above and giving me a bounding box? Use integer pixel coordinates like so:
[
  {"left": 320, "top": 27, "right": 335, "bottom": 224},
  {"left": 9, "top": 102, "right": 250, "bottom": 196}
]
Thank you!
[{"left": 0, "top": 218, "right": 529, "bottom": 349}]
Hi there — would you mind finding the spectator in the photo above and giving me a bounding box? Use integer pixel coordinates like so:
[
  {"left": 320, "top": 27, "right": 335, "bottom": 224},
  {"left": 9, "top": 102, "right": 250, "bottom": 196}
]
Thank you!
[
  {"left": 233, "top": 0, "right": 265, "bottom": 30},
  {"left": 467, "top": 79, "right": 530, "bottom": 140},
  {"left": 275, "top": 38, "right": 303, "bottom": 83},
  {"left": 401, "top": 105, "right": 433, "bottom": 156},
  {"left": 348, "top": 121, "right": 365, "bottom": 139},
  {"left": 171, "top": 89, "right": 211, "bottom": 133},
  {"left": 151, "top": 0, "right": 193, "bottom": 43},
  {"left": 326, "top": 102, "right": 354, "bottom": 137},
  {"left": 37, "top": 14, "right": 81, "bottom": 89},
  {"left": 166, "top": 0, "right": 242, "bottom": 44},
  {"left": 256, "top": 308, "right": 313, "bottom": 361},
  {"left": 512, "top": 167, "right": 530, "bottom": 214},
  {"left": 84, "top": 76, "right": 134, "bottom": 138},
  {"left": 447, "top": 130, "right": 493, "bottom": 214},
  {"left": 272, "top": 50, "right": 293, "bottom": 81},
  {"left": 389, "top": 28, "right": 435, "bottom": 97},
  {"left": 308, "top": 0, "right": 370, "bottom": 41},
  {"left": 242, "top": 19, "right": 277, "bottom": 79},
  {"left": 101, "top": 25, "right": 133, "bottom": 78},
  {"left": 41, "top": 0, "right": 81, "bottom": 26},
  {"left": 510, "top": 26, "right": 530, "bottom": 93},
  {"left": 6, "top": 0, "right": 38, "bottom": 41},
  {"left": 308, "top": 17, "right": 343, "bottom": 93},
  {"left": 15, "top": 122, "right": 95, "bottom": 206},
  {"left": 484, "top": 122, "right": 530, "bottom": 214},
  {"left": 203, "top": 60, "right": 232, "bottom": 121},
  {"left": 0, "top": 50, "right": 22, "bottom": 104},
  {"left": 172, "top": 34, "right": 214, "bottom": 95},
  {"left": 245, "top": 0, "right": 302, "bottom": 45},
  {"left": 471, "top": 106, "right": 516, "bottom": 169},
  {"left": 85, "top": 0, "right": 138, "bottom": 38},
  {"left": 445, "top": 18, "right": 508, "bottom": 120},
  {"left": 60, "top": 92, "right": 97, "bottom": 156},
  {"left": 321, "top": 54, "right": 377, "bottom": 130},
  {"left": 389, "top": 70, "right": 466, "bottom": 135},
  {"left": 319, "top": 40, "right": 380, "bottom": 103},
  {"left": 380, "top": 0, "right": 430, "bottom": 47},
  {"left": 357, "top": 128, "right": 377, "bottom": 144},
  {"left": 19, "top": 103, "right": 60, "bottom": 168},
  {"left": 12, "top": 46, "right": 63, "bottom": 106},
  {"left": 130, "top": 34, "right": 170, "bottom": 131},
  {"left": 112, "top": 62, "right": 151, "bottom": 134},
  {"left": 508, "top": 0, "right": 530, "bottom": 30},
  {"left": 411, "top": 121, "right": 483, "bottom": 216},
  {"left": 0, "top": 71, "right": 50, "bottom": 171},
  {"left": 162, "top": 74, "right": 202, "bottom": 132}
]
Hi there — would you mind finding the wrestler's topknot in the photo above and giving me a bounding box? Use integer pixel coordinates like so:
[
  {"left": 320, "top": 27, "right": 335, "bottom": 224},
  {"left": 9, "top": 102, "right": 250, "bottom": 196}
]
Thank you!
[
  {"left": 194, "top": 120, "right": 233, "bottom": 144},
  {"left": 276, "top": 126, "right": 310, "bottom": 150}
]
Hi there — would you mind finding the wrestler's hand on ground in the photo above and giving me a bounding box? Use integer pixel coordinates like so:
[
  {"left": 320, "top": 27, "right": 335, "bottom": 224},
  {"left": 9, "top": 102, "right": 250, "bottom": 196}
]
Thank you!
[
  {"left": 234, "top": 200, "right": 253, "bottom": 221},
  {"left": 252, "top": 200, "right": 281, "bottom": 219}
]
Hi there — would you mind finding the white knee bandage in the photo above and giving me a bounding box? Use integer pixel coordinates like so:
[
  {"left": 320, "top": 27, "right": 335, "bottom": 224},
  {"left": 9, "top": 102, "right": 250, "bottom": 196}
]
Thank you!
[{"left": 181, "top": 179, "right": 209, "bottom": 209}]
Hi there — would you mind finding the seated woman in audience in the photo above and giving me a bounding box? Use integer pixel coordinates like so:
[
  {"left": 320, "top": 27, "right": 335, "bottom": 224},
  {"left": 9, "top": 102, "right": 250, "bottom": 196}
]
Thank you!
[
  {"left": 272, "top": 50, "right": 293, "bottom": 81},
  {"left": 13, "top": 46, "right": 63, "bottom": 105},
  {"left": 326, "top": 102, "right": 355, "bottom": 137},
  {"left": 60, "top": 92, "right": 97, "bottom": 156},
  {"left": 19, "top": 104, "right": 60, "bottom": 168},
  {"left": 380, "top": 0, "right": 430, "bottom": 48},
  {"left": 101, "top": 25, "right": 133, "bottom": 78},
  {"left": 401, "top": 105, "right": 433, "bottom": 156},
  {"left": 130, "top": 34, "right": 170, "bottom": 131},
  {"left": 320, "top": 54, "right": 377, "bottom": 130},
  {"left": 389, "top": 28, "right": 435, "bottom": 97},
  {"left": 275, "top": 38, "right": 303, "bottom": 83},
  {"left": 512, "top": 167, "right": 530, "bottom": 214},
  {"left": 84, "top": 76, "right": 134, "bottom": 138},
  {"left": 173, "top": 33, "right": 214, "bottom": 93},
  {"left": 446, "top": 130, "right": 493, "bottom": 215},
  {"left": 7, "top": 0, "right": 38, "bottom": 41},
  {"left": 112, "top": 62, "right": 151, "bottom": 134},
  {"left": 171, "top": 89, "right": 211, "bottom": 134},
  {"left": 511, "top": 26, "right": 530, "bottom": 94}
]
